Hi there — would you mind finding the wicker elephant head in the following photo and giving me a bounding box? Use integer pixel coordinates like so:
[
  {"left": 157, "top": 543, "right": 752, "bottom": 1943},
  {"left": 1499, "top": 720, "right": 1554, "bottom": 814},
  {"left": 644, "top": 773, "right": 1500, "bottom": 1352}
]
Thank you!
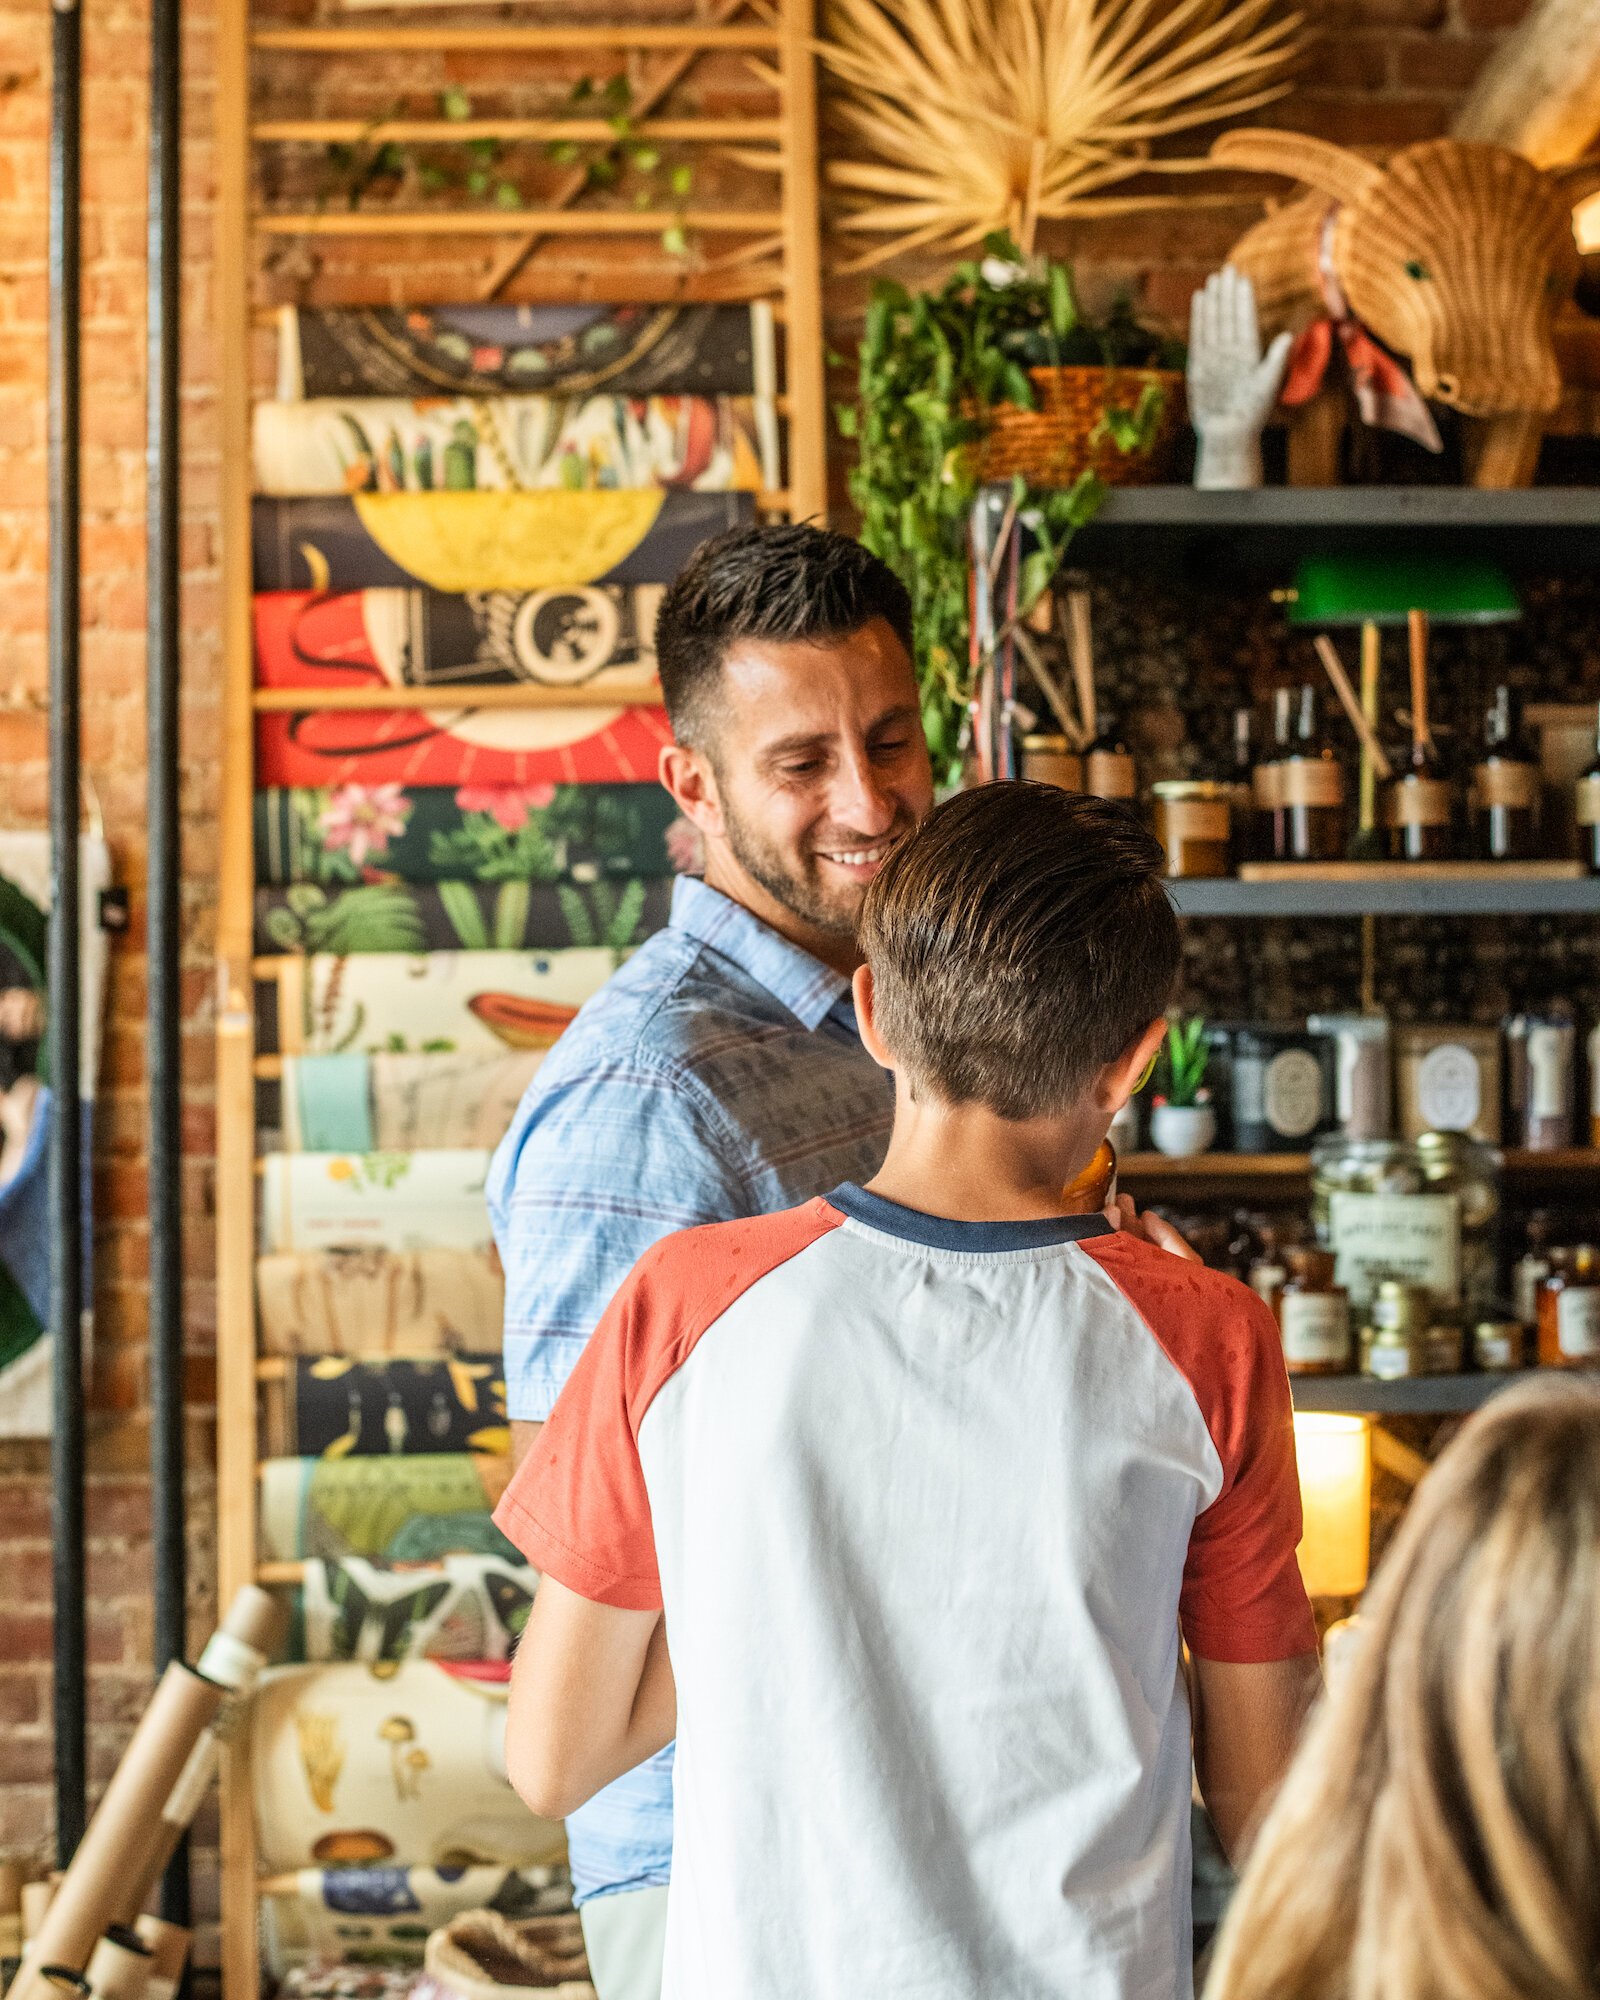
[{"left": 1213, "top": 130, "right": 1578, "bottom": 418}]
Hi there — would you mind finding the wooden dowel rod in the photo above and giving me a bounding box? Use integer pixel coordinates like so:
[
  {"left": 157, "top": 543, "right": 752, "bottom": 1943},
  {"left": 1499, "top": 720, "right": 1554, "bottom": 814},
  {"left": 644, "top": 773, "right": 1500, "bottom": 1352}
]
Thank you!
[
  {"left": 253, "top": 1055, "right": 282, "bottom": 1079},
  {"left": 251, "top": 683, "right": 660, "bottom": 713},
  {"left": 255, "top": 210, "right": 785, "bottom": 237},
  {"left": 255, "top": 1358, "right": 288, "bottom": 1382},
  {"left": 252, "top": 118, "right": 784, "bottom": 145},
  {"left": 251, "top": 26, "right": 781, "bottom": 52},
  {"left": 1408, "top": 607, "right": 1430, "bottom": 749},
  {"left": 255, "top": 1562, "right": 303, "bottom": 1586},
  {"left": 1312, "top": 634, "right": 1394, "bottom": 780}
]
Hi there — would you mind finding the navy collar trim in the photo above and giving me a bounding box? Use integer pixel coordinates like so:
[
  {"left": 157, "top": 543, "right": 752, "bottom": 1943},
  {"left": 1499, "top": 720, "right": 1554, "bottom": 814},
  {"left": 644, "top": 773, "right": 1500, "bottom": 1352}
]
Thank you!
[{"left": 826, "top": 1183, "right": 1114, "bottom": 1253}]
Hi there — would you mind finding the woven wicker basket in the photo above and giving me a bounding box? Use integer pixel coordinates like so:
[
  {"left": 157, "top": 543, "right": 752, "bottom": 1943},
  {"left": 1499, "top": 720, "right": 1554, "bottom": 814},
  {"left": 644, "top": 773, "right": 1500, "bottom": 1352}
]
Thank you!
[{"left": 976, "top": 365, "right": 1186, "bottom": 486}]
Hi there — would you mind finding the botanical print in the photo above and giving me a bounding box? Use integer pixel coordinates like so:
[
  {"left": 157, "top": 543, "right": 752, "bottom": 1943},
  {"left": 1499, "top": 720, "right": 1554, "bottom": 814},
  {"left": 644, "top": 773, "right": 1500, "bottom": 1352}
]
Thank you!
[
  {"left": 252, "top": 394, "right": 773, "bottom": 497},
  {"left": 296, "top": 1553, "right": 536, "bottom": 1665},
  {"left": 257, "top": 1451, "right": 513, "bottom": 1565},
  {"left": 297, "top": 1710, "right": 346, "bottom": 1815},
  {"left": 255, "top": 1247, "right": 506, "bottom": 1358},
  {"left": 256, "top": 877, "right": 669, "bottom": 957},
  {"left": 260, "top": 1148, "right": 495, "bottom": 1256},
  {"left": 255, "top": 779, "right": 681, "bottom": 889},
  {"left": 278, "top": 1050, "right": 544, "bottom": 1155},
  {"left": 281, "top": 1354, "right": 508, "bottom": 1460}
]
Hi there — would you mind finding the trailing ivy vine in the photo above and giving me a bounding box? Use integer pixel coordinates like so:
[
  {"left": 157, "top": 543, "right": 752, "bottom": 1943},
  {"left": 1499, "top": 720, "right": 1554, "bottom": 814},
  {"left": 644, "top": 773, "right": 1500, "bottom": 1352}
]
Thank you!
[{"left": 841, "top": 235, "right": 1180, "bottom": 782}]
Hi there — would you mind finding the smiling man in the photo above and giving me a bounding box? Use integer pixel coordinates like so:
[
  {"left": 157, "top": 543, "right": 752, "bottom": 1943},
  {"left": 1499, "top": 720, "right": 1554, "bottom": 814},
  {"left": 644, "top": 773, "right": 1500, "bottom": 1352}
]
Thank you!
[{"left": 487, "top": 523, "right": 936, "bottom": 2000}]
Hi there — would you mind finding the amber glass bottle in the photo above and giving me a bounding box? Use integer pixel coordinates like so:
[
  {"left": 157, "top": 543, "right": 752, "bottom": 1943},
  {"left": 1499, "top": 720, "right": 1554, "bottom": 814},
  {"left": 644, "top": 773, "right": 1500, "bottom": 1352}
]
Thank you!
[
  {"left": 1388, "top": 612, "right": 1458, "bottom": 861},
  {"left": 1538, "top": 1243, "right": 1600, "bottom": 1367},
  {"left": 1281, "top": 685, "right": 1347, "bottom": 862},
  {"left": 1578, "top": 704, "right": 1600, "bottom": 873},
  {"left": 1473, "top": 685, "right": 1540, "bottom": 862},
  {"left": 1278, "top": 1247, "right": 1353, "bottom": 1374}
]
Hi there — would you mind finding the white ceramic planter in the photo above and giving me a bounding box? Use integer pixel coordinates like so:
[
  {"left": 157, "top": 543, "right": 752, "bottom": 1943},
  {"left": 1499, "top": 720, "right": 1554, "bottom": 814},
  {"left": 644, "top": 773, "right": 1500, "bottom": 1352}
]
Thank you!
[{"left": 1150, "top": 1102, "right": 1216, "bottom": 1158}]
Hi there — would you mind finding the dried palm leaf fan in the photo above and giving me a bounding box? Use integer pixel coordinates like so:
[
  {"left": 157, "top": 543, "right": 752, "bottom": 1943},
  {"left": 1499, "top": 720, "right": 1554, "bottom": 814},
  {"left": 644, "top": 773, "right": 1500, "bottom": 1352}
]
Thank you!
[{"left": 819, "top": 0, "right": 1305, "bottom": 271}]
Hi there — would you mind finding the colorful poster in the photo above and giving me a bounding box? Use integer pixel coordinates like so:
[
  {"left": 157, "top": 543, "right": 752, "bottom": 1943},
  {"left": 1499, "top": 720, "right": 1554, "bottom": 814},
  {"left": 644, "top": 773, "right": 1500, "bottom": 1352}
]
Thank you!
[
  {"left": 252, "top": 580, "right": 682, "bottom": 789},
  {"left": 258, "top": 586, "right": 664, "bottom": 702},
  {"left": 258, "top": 1453, "right": 514, "bottom": 1564},
  {"left": 267, "top": 948, "right": 619, "bottom": 1057},
  {"left": 279, "top": 1050, "right": 544, "bottom": 1155},
  {"left": 256, "top": 877, "right": 670, "bottom": 957},
  {"left": 252, "top": 1660, "right": 567, "bottom": 1873},
  {"left": 294, "top": 1554, "right": 536, "bottom": 1665},
  {"left": 260, "top": 1149, "right": 495, "bottom": 1255},
  {"left": 256, "top": 779, "right": 682, "bottom": 887},
  {"left": 256, "top": 1249, "right": 505, "bottom": 1358},
  {"left": 0, "top": 834, "right": 112, "bottom": 1439},
  {"left": 251, "top": 489, "right": 754, "bottom": 593},
  {"left": 260, "top": 1861, "right": 573, "bottom": 1978},
  {"left": 277, "top": 1356, "right": 507, "bottom": 1460},
  {"left": 253, "top": 395, "right": 773, "bottom": 496},
  {"left": 284, "top": 301, "right": 765, "bottom": 398}
]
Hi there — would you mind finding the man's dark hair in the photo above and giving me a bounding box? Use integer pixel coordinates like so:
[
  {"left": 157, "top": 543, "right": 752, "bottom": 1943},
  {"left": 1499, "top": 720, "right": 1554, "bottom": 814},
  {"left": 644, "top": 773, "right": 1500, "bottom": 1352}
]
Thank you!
[
  {"left": 654, "top": 523, "right": 915, "bottom": 747},
  {"left": 859, "top": 784, "right": 1180, "bottom": 1120}
]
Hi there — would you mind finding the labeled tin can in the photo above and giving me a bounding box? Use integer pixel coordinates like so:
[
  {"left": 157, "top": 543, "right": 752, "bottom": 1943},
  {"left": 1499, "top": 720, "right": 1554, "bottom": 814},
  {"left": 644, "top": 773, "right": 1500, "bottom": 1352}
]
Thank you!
[
  {"left": 1394, "top": 1024, "right": 1502, "bottom": 1145},
  {"left": 1308, "top": 1012, "right": 1392, "bottom": 1142},
  {"left": 1473, "top": 1320, "right": 1523, "bottom": 1371},
  {"left": 1231, "top": 1028, "right": 1335, "bottom": 1153},
  {"left": 1504, "top": 1007, "right": 1575, "bottom": 1150}
]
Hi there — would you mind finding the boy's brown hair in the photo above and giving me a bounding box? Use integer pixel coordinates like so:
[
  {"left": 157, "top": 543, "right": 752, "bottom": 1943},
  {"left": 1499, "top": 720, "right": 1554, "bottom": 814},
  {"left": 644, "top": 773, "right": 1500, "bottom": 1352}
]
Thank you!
[{"left": 859, "top": 784, "right": 1180, "bottom": 1120}]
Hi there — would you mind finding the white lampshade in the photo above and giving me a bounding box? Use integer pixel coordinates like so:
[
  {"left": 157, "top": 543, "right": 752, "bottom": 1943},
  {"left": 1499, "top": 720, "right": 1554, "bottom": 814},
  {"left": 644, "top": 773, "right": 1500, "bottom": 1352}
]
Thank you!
[{"left": 1294, "top": 1413, "right": 1372, "bottom": 1599}]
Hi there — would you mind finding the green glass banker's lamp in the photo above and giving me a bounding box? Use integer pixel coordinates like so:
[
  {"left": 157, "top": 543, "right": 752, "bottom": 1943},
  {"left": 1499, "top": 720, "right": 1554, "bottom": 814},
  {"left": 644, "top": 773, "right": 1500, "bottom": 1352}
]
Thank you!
[{"left": 1284, "top": 554, "right": 1521, "bottom": 858}]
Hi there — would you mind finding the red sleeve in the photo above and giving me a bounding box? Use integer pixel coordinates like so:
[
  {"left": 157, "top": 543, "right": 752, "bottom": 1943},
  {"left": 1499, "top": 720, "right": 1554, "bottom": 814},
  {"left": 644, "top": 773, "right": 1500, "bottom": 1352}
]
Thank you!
[
  {"left": 1083, "top": 1235, "right": 1317, "bottom": 1664},
  {"left": 493, "top": 1199, "right": 842, "bottom": 1611}
]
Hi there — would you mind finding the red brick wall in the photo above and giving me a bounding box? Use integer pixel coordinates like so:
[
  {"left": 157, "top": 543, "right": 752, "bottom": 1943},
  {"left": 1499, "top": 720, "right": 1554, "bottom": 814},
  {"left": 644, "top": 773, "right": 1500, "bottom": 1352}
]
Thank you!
[{"left": 0, "top": 0, "right": 1532, "bottom": 1947}]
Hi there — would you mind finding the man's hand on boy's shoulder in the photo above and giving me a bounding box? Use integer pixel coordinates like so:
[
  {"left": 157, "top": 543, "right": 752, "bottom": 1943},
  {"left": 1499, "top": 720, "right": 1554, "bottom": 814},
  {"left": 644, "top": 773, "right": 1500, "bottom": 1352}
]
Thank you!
[{"left": 1103, "top": 1192, "right": 1201, "bottom": 1263}]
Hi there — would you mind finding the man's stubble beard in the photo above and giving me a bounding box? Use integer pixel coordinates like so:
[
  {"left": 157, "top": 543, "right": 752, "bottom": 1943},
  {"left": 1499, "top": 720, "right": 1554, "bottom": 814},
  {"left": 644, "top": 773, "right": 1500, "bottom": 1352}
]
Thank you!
[{"left": 719, "top": 791, "right": 911, "bottom": 940}]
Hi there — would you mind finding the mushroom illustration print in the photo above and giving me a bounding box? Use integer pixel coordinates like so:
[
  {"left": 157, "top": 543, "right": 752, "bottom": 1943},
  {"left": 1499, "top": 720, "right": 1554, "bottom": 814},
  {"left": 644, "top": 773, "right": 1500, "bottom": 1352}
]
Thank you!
[{"left": 379, "top": 1714, "right": 423, "bottom": 1800}]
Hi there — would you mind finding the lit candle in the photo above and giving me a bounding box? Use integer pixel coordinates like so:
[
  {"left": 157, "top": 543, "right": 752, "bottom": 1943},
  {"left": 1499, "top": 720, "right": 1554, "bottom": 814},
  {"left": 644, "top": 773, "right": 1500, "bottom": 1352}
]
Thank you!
[{"left": 1293, "top": 1412, "right": 1371, "bottom": 1599}]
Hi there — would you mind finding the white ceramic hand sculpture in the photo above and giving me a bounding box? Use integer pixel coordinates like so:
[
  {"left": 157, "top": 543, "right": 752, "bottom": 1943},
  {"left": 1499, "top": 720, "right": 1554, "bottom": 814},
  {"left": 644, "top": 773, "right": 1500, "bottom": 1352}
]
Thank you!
[{"left": 1187, "top": 265, "right": 1293, "bottom": 490}]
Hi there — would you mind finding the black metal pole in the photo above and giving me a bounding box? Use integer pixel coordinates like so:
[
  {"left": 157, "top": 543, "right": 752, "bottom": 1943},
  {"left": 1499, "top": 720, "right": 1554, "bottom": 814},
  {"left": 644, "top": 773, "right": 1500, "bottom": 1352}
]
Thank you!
[
  {"left": 147, "top": 0, "right": 188, "bottom": 1926},
  {"left": 48, "top": 0, "right": 86, "bottom": 1867}
]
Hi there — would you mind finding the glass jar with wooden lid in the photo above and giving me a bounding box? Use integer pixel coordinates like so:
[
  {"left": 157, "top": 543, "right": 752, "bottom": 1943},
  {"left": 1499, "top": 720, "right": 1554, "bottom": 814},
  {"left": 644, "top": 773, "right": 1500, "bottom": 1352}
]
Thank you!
[
  {"left": 1151, "top": 780, "right": 1232, "bottom": 879},
  {"left": 1020, "top": 734, "right": 1084, "bottom": 792}
]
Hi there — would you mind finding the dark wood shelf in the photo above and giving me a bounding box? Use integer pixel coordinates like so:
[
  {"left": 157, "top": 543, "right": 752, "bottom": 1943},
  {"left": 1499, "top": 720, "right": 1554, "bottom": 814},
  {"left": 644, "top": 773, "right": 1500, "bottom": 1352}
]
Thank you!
[
  {"left": 1119, "top": 1147, "right": 1600, "bottom": 1188},
  {"left": 1290, "top": 1369, "right": 1543, "bottom": 1415},
  {"left": 1168, "top": 868, "right": 1600, "bottom": 918},
  {"left": 1055, "top": 485, "right": 1600, "bottom": 581}
]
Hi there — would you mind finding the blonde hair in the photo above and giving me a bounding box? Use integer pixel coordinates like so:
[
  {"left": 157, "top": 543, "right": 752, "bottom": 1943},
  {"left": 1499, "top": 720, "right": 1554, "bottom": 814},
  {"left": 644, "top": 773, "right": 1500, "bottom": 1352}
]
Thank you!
[{"left": 1205, "top": 1376, "right": 1600, "bottom": 2000}]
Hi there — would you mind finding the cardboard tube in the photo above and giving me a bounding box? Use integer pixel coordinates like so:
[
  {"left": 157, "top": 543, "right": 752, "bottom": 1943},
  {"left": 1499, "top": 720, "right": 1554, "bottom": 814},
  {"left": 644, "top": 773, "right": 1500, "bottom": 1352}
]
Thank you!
[
  {"left": 114, "top": 1589, "right": 285, "bottom": 1925},
  {"left": 5, "top": 1667, "right": 222, "bottom": 2000},
  {"left": 82, "top": 1932, "right": 149, "bottom": 2000},
  {"left": 130, "top": 1920, "right": 188, "bottom": 2000}
]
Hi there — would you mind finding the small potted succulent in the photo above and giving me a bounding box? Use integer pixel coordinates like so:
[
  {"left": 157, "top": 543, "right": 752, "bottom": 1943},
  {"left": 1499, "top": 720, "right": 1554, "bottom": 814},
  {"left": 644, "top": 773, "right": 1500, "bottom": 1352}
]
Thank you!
[{"left": 1149, "top": 1015, "right": 1216, "bottom": 1158}]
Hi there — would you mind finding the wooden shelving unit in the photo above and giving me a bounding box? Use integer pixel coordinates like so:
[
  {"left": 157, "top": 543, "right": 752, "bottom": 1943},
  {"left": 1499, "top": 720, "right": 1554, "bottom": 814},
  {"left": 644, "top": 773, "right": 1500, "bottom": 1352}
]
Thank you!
[
  {"left": 1119, "top": 1146, "right": 1600, "bottom": 1189},
  {"left": 1169, "top": 865, "right": 1600, "bottom": 918},
  {"left": 214, "top": 9, "right": 829, "bottom": 1994}
]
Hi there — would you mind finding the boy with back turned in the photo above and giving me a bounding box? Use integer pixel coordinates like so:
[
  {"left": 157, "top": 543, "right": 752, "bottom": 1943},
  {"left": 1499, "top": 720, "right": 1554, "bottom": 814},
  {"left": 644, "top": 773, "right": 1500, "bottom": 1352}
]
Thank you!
[{"left": 494, "top": 783, "right": 1321, "bottom": 2000}]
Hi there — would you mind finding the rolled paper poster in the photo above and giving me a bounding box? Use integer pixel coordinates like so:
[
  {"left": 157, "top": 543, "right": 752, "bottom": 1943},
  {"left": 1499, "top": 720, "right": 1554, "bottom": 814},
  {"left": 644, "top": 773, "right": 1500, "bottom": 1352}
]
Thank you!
[
  {"left": 82, "top": 1930, "right": 150, "bottom": 2000},
  {"left": 280, "top": 1050, "right": 544, "bottom": 1155},
  {"left": 255, "top": 876, "right": 671, "bottom": 958},
  {"left": 277, "top": 1355, "right": 508, "bottom": 1460},
  {"left": 258, "top": 1453, "right": 515, "bottom": 1565},
  {"left": 283, "top": 301, "right": 767, "bottom": 399},
  {"left": 259, "top": 1861, "right": 572, "bottom": 1979},
  {"left": 19, "top": 1883, "right": 54, "bottom": 1946},
  {"left": 7, "top": 1667, "right": 223, "bottom": 2000},
  {"left": 252, "top": 395, "right": 773, "bottom": 497},
  {"left": 255, "top": 1248, "right": 505, "bottom": 1358},
  {"left": 251, "top": 489, "right": 755, "bottom": 594},
  {"left": 294, "top": 1553, "right": 536, "bottom": 1664},
  {"left": 255, "top": 777, "right": 681, "bottom": 889},
  {"left": 266, "top": 948, "right": 617, "bottom": 1058},
  {"left": 250, "top": 1660, "right": 568, "bottom": 1875},
  {"left": 260, "top": 1149, "right": 495, "bottom": 1256},
  {"left": 130, "top": 1920, "right": 189, "bottom": 2000},
  {"left": 280, "top": 1961, "right": 424, "bottom": 2000}
]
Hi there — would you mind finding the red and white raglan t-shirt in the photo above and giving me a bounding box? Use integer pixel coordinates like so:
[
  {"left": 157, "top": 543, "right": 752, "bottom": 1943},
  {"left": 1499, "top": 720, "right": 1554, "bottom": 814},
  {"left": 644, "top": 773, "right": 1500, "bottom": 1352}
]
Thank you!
[{"left": 495, "top": 1185, "right": 1316, "bottom": 2000}]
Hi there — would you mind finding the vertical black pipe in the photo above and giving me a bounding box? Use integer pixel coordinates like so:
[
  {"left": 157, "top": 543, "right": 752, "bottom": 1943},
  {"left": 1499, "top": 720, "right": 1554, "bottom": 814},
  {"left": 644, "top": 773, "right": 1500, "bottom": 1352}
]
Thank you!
[
  {"left": 147, "top": 0, "right": 187, "bottom": 1926},
  {"left": 47, "top": 0, "right": 86, "bottom": 1867}
]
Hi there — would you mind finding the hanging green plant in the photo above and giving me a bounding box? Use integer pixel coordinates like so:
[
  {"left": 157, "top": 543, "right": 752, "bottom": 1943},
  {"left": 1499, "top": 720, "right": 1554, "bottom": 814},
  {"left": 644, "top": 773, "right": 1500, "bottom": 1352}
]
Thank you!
[{"left": 841, "top": 234, "right": 1182, "bottom": 782}]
